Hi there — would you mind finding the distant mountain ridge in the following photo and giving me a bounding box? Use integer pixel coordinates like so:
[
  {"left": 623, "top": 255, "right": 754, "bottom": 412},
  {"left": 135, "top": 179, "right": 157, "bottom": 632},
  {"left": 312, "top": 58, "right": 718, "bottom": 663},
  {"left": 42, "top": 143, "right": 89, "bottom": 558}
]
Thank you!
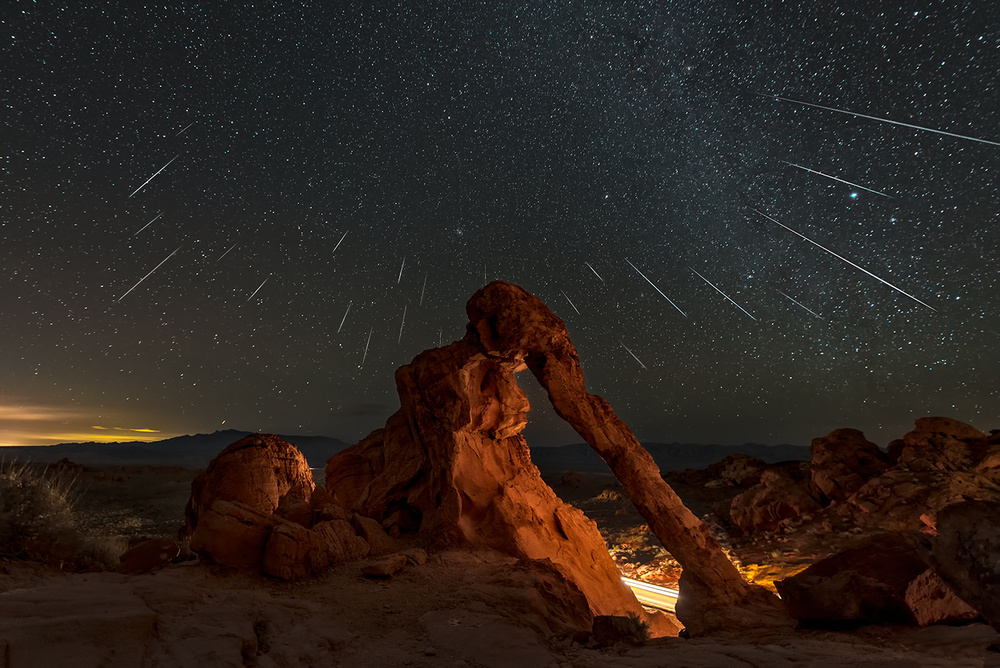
[
  {"left": 4, "top": 430, "right": 806, "bottom": 473},
  {"left": 2, "top": 429, "right": 349, "bottom": 469},
  {"left": 529, "top": 441, "right": 810, "bottom": 476}
]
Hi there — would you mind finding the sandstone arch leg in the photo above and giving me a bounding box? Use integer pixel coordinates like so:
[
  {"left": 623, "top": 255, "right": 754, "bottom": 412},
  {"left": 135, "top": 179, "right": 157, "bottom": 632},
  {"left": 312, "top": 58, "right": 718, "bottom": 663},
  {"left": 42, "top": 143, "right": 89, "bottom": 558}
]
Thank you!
[{"left": 466, "top": 282, "right": 791, "bottom": 635}]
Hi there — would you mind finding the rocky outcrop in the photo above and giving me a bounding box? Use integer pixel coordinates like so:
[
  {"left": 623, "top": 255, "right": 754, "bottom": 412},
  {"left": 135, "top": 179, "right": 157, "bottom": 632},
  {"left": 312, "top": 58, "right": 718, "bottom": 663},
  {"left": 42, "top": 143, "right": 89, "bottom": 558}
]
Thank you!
[
  {"left": 921, "top": 500, "right": 1000, "bottom": 632},
  {"left": 775, "top": 534, "right": 927, "bottom": 626},
  {"left": 810, "top": 428, "right": 889, "bottom": 504},
  {"left": 184, "top": 434, "right": 371, "bottom": 580},
  {"left": 897, "top": 417, "right": 989, "bottom": 471},
  {"left": 729, "top": 418, "right": 1000, "bottom": 538},
  {"left": 730, "top": 462, "right": 823, "bottom": 533},
  {"left": 325, "top": 281, "right": 789, "bottom": 636}
]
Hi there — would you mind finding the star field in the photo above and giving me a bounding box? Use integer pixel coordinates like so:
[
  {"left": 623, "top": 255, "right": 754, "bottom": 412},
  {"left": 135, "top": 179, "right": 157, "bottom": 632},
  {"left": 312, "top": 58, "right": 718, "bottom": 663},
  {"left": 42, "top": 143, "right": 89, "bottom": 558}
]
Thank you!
[{"left": 2, "top": 3, "right": 998, "bottom": 447}]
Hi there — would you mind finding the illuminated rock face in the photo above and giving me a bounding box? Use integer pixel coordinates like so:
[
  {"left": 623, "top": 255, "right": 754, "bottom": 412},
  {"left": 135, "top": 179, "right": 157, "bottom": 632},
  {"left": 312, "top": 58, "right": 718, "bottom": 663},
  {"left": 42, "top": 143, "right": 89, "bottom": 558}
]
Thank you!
[
  {"left": 325, "top": 281, "right": 789, "bottom": 636},
  {"left": 185, "top": 434, "right": 370, "bottom": 579}
]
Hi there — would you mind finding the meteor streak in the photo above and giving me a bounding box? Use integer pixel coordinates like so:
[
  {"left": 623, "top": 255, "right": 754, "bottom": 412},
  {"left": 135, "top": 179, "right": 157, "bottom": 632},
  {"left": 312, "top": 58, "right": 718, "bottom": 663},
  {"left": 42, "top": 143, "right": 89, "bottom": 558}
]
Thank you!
[
  {"left": 620, "top": 341, "right": 647, "bottom": 370},
  {"left": 175, "top": 122, "right": 195, "bottom": 136},
  {"left": 776, "top": 289, "right": 824, "bottom": 320},
  {"left": 781, "top": 161, "right": 893, "bottom": 198},
  {"left": 561, "top": 290, "right": 581, "bottom": 315},
  {"left": 245, "top": 275, "right": 271, "bottom": 303},
  {"left": 398, "top": 305, "right": 407, "bottom": 343},
  {"left": 129, "top": 154, "right": 180, "bottom": 198},
  {"left": 625, "top": 259, "right": 687, "bottom": 317},
  {"left": 751, "top": 208, "right": 936, "bottom": 311},
  {"left": 134, "top": 212, "right": 163, "bottom": 235},
  {"left": 763, "top": 94, "right": 1000, "bottom": 147},
  {"left": 361, "top": 328, "right": 373, "bottom": 367},
  {"left": 419, "top": 274, "right": 428, "bottom": 306},
  {"left": 338, "top": 302, "right": 351, "bottom": 333},
  {"left": 216, "top": 242, "right": 238, "bottom": 261},
  {"left": 689, "top": 268, "right": 757, "bottom": 321},
  {"left": 117, "top": 245, "right": 183, "bottom": 301},
  {"left": 332, "top": 230, "right": 348, "bottom": 253},
  {"left": 397, "top": 256, "right": 405, "bottom": 284},
  {"left": 585, "top": 261, "right": 605, "bottom": 282}
]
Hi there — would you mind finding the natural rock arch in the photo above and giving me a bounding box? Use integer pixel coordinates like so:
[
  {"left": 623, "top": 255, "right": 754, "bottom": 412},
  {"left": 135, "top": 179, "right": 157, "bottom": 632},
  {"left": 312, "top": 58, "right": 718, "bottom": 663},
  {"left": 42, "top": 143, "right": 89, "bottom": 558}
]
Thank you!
[{"left": 325, "top": 281, "right": 789, "bottom": 635}]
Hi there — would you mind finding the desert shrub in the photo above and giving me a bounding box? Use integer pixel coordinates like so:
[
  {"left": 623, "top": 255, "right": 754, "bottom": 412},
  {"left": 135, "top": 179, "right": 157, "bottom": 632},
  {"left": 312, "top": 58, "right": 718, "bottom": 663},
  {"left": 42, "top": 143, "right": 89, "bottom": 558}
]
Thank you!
[
  {"left": 625, "top": 611, "right": 651, "bottom": 644},
  {"left": 0, "top": 462, "right": 126, "bottom": 569}
]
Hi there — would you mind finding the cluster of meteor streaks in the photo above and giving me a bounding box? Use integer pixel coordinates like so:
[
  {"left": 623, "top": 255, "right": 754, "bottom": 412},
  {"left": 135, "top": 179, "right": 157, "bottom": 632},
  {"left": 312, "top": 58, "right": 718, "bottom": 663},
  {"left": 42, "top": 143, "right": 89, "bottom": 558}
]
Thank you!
[{"left": 750, "top": 208, "right": 937, "bottom": 312}]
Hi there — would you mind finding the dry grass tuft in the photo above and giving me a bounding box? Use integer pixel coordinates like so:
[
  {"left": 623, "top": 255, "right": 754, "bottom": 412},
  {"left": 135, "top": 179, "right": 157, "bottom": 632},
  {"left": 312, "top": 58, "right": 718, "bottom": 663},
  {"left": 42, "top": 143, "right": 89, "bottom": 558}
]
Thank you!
[{"left": 0, "top": 461, "right": 128, "bottom": 570}]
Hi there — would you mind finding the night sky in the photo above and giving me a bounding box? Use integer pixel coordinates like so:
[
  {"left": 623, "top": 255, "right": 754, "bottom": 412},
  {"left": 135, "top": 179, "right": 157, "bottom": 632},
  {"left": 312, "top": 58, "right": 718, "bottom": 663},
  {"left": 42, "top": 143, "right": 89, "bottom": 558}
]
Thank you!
[{"left": 3, "top": 3, "right": 998, "bottom": 448}]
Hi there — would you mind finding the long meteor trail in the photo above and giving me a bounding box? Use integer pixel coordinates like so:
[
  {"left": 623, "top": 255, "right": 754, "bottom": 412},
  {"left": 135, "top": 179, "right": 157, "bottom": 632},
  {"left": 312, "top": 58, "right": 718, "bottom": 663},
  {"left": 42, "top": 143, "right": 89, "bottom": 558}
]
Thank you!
[
  {"left": 763, "top": 94, "right": 1000, "bottom": 147},
  {"left": 117, "top": 245, "right": 183, "bottom": 301},
  {"left": 689, "top": 268, "right": 757, "bottom": 321},
  {"left": 361, "top": 328, "right": 373, "bottom": 367},
  {"left": 245, "top": 275, "right": 271, "bottom": 303},
  {"left": 751, "top": 208, "right": 936, "bottom": 311},
  {"left": 585, "top": 261, "right": 605, "bottom": 282},
  {"left": 216, "top": 242, "right": 238, "bottom": 261},
  {"left": 776, "top": 289, "right": 824, "bottom": 320},
  {"left": 625, "top": 259, "right": 687, "bottom": 317},
  {"left": 332, "top": 230, "right": 348, "bottom": 253},
  {"left": 561, "top": 290, "right": 581, "bottom": 315},
  {"left": 620, "top": 341, "right": 648, "bottom": 370},
  {"left": 338, "top": 302, "right": 351, "bottom": 333},
  {"left": 134, "top": 212, "right": 163, "bottom": 235},
  {"left": 129, "top": 154, "right": 180, "bottom": 197},
  {"left": 781, "top": 161, "right": 893, "bottom": 198}
]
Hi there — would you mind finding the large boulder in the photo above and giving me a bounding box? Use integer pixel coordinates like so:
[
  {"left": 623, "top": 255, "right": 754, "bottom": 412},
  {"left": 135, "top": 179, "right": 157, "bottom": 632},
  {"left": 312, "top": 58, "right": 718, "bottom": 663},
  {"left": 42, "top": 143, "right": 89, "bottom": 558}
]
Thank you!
[
  {"left": 810, "top": 428, "right": 889, "bottom": 504},
  {"left": 185, "top": 433, "right": 316, "bottom": 534},
  {"left": 775, "top": 533, "right": 927, "bottom": 626},
  {"left": 185, "top": 434, "right": 371, "bottom": 578},
  {"left": 326, "top": 281, "right": 789, "bottom": 637},
  {"left": 921, "top": 500, "right": 1000, "bottom": 632}
]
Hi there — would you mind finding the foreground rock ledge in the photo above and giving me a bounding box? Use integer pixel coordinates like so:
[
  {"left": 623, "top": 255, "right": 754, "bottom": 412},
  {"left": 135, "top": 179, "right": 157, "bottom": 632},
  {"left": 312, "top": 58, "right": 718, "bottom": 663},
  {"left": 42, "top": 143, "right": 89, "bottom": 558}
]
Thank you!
[{"left": 325, "top": 281, "right": 790, "bottom": 636}]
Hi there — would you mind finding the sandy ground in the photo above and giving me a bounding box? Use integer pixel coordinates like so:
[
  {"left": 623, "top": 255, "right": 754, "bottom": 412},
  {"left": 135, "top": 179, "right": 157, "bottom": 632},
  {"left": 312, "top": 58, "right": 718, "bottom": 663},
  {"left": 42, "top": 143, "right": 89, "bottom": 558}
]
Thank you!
[{"left": 1, "top": 464, "right": 998, "bottom": 666}]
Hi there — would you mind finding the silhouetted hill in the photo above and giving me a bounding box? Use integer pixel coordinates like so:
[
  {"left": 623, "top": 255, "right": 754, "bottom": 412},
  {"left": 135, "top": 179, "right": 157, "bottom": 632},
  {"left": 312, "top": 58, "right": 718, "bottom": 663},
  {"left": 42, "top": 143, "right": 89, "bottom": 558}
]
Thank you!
[
  {"left": 2, "top": 429, "right": 348, "bottom": 468},
  {"left": 5, "top": 431, "right": 805, "bottom": 473},
  {"left": 528, "top": 441, "right": 809, "bottom": 476}
]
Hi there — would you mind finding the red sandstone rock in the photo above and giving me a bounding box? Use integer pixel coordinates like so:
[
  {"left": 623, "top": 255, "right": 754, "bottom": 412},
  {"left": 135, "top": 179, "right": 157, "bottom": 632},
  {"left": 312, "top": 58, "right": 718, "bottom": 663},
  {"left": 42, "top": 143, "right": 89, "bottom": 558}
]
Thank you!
[
  {"left": 905, "top": 569, "right": 979, "bottom": 626},
  {"left": 351, "top": 514, "right": 397, "bottom": 556},
  {"left": 185, "top": 434, "right": 372, "bottom": 577},
  {"left": 774, "top": 534, "right": 927, "bottom": 626},
  {"left": 325, "top": 281, "right": 789, "bottom": 636},
  {"left": 897, "top": 417, "right": 988, "bottom": 471},
  {"left": 261, "top": 519, "right": 368, "bottom": 581},
  {"left": 730, "top": 463, "right": 823, "bottom": 533},
  {"left": 185, "top": 434, "right": 316, "bottom": 535},
  {"left": 189, "top": 500, "right": 275, "bottom": 569},
  {"left": 922, "top": 500, "right": 1000, "bottom": 632},
  {"left": 361, "top": 553, "right": 408, "bottom": 578},
  {"left": 118, "top": 538, "right": 181, "bottom": 575},
  {"left": 810, "top": 428, "right": 888, "bottom": 504}
]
